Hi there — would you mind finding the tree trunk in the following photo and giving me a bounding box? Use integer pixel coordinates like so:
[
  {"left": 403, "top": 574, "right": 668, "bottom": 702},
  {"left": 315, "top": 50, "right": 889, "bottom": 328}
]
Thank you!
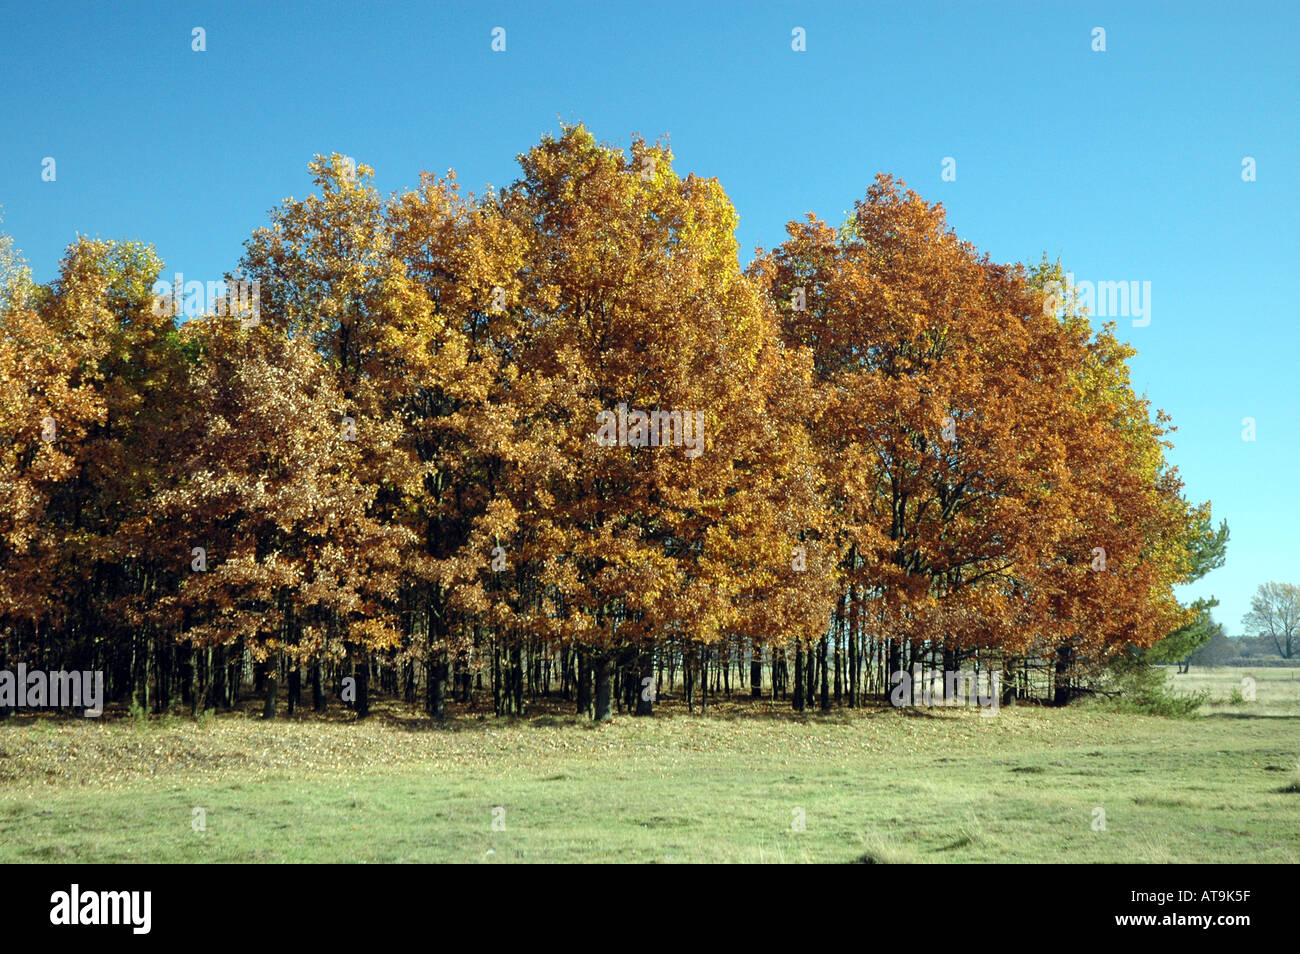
[
  {"left": 699, "top": 648, "right": 708, "bottom": 714},
  {"left": 886, "top": 639, "right": 901, "bottom": 702},
  {"left": 1052, "top": 645, "right": 1072, "bottom": 706},
  {"left": 576, "top": 648, "right": 593, "bottom": 717},
  {"left": 1000, "top": 660, "right": 1017, "bottom": 706},
  {"left": 428, "top": 648, "right": 448, "bottom": 722},
  {"left": 312, "top": 660, "right": 326, "bottom": 712},
  {"left": 262, "top": 655, "right": 278, "bottom": 719},
  {"left": 793, "top": 640, "right": 805, "bottom": 711},
  {"left": 684, "top": 646, "right": 695, "bottom": 711},
  {"left": 833, "top": 639, "right": 842, "bottom": 704},
  {"left": 510, "top": 642, "right": 524, "bottom": 715},
  {"left": 820, "top": 637, "right": 831, "bottom": 712},
  {"left": 634, "top": 648, "right": 654, "bottom": 716},
  {"left": 750, "top": 642, "right": 763, "bottom": 699},
  {"left": 356, "top": 660, "right": 370, "bottom": 719},
  {"left": 593, "top": 653, "right": 613, "bottom": 721},
  {"left": 456, "top": 649, "right": 471, "bottom": 703},
  {"left": 943, "top": 645, "right": 957, "bottom": 702},
  {"left": 805, "top": 646, "right": 815, "bottom": 709},
  {"left": 847, "top": 588, "right": 859, "bottom": 707}
]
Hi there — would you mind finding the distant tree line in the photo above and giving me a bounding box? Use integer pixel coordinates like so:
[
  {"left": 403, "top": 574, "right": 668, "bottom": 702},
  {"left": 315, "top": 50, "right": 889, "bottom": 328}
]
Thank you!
[{"left": 1181, "top": 581, "right": 1300, "bottom": 668}]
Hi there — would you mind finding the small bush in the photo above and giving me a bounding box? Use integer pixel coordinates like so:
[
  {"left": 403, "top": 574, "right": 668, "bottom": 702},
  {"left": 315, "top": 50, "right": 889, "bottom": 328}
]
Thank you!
[
  {"left": 127, "top": 700, "right": 149, "bottom": 729},
  {"left": 1100, "top": 658, "right": 1206, "bottom": 718}
]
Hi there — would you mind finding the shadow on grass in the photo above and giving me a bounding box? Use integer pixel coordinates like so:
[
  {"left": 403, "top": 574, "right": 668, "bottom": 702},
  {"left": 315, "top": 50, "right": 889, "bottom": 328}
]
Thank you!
[
  {"left": 0, "top": 691, "right": 1023, "bottom": 736},
  {"left": 1202, "top": 712, "right": 1300, "bottom": 721}
]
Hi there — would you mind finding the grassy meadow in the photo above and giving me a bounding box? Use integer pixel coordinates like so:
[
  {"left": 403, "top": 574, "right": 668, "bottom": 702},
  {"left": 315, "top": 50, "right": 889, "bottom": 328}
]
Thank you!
[{"left": 0, "top": 666, "right": 1296, "bottom": 863}]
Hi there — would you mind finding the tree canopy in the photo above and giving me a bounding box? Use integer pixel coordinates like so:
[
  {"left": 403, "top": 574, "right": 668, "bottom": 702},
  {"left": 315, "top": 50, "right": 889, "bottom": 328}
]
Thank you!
[{"left": 0, "top": 125, "right": 1217, "bottom": 720}]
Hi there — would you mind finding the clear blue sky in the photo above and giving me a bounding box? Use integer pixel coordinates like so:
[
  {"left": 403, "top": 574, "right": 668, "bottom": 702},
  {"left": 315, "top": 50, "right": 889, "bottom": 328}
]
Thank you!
[{"left": 2, "top": 0, "right": 1296, "bottom": 636}]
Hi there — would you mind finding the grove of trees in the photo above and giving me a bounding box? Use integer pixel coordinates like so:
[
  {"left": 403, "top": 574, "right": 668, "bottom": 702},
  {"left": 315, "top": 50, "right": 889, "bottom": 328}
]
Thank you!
[{"left": 0, "top": 125, "right": 1222, "bottom": 721}]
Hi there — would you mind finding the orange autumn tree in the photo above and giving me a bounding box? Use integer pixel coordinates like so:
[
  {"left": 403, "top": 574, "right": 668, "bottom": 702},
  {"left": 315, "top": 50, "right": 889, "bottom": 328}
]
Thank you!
[
  {"left": 495, "top": 125, "right": 837, "bottom": 718},
  {"left": 156, "top": 315, "right": 414, "bottom": 717},
  {"left": 387, "top": 170, "right": 543, "bottom": 718},
  {"left": 757, "top": 175, "right": 1204, "bottom": 704},
  {"left": 237, "top": 155, "right": 449, "bottom": 714},
  {"left": 0, "top": 237, "right": 196, "bottom": 712},
  {"left": 0, "top": 237, "right": 104, "bottom": 658},
  {"left": 1026, "top": 260, "right": 1201, "bottom": 700}
]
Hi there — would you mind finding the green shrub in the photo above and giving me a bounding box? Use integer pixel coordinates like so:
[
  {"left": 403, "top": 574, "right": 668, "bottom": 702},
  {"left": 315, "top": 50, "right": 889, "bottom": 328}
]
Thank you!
[
  {"left": 127, "top": 699, "right": 149, "bottom": 729},
  {"left": 1101, "top": 657, "right": 1206, "bottom": 718}
]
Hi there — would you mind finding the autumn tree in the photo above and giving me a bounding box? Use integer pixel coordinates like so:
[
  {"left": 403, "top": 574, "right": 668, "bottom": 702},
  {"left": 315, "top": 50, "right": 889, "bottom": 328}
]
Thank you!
[
  {"left": 1027, "top": 258, "right": 1205, "bottom": 701},
  {"left": 756, "top": 180, "right": 1208, "bottom": 707},
  {"left": 237, "top": 155, "right": 441, "bottom": 715},
  {"left": 495, "top": 125, "right": 837, "bottom": 719},
  {"left": 0, "top": 236, "right": 194, "bottom": 711},
  {"left": 0, "top": 234, "right": 101, "bottom": 682},
  {"left": 387, "top": 169, "right": 538, "bottom": 717},
  {"left": 155, "top": 315, "right": 414, "bottom": 717}
]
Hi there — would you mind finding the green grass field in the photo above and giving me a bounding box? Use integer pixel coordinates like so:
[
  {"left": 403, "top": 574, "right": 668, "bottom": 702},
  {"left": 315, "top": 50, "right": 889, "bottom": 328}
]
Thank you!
[{"left": 1, "top": 666, "right": 1297, "bottom": 863}]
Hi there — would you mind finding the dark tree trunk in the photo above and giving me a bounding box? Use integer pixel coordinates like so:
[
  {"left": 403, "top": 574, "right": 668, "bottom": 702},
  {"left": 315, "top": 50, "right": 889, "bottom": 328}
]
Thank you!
[
  {"left": 793, "top": 640, "right": 805, "bottom": 711},
  {"left": 262, "top": 656, "right": 278, "bottom": 719},
  {"left": 212, "top": 645, "right": 227, "bottom": 710},
  {"left": 750, "top": 643, "right": 763, "bottom": 699},
  {"left": 510, "top": 642, "right": 524, "bottom": 715},
  {"left": 699, "top": 648, "right": 708, "bottom": 714},
  {"left": 847, "top": 589, "right": 859, "bottom": 707},
  {"left": 1053, "top": 645, "right": 1072, "bottom": 706},
  {"left": 404, "top": 662, "right": 417, "bottom": 704},
  {"left": 805, "top": 647, "right": 816, "bottom": 709},
  {"left": 886, "top": 639, "right": 901, "bottom": 702},
  {"left": 356, "top": 660, "right": 370, "bottom": 719},
  {"left": 312, "top": 660, "right": 326, "bottom": 712},
  {"left": 428, "top": 648, "right": 448, "bottom": 722},
  {"left": 684, "top": 646, "right": 695, "bottom": 711},
  {"left": 594, "top": 653, "right": 613, "bottom": 721},
  {"left": 455, "top": 650, "right": 471, "bottom": 703},
  {"left": 634, "top": 648, "right": 654, "bottom": 716},
  {"left": 180, "top": 645, "right": 194, "bottom": 708},
  {"left": 187, "top": 647, "right": 200, "bottom": 716},
  {"left": 492, "top": 641, "right": 501, "bottom": 715},
  {"left": 576, "top": 648, "right": 593, "bottom": 717},
  {"left": 943, "top": 645, "right": 957, "bottom": 702},
  {"left": 833, "top": 639, "right": 842, "bottom": 703},
  {"left": 820, "top": 637, "right": 831, "bottom": 712}
]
